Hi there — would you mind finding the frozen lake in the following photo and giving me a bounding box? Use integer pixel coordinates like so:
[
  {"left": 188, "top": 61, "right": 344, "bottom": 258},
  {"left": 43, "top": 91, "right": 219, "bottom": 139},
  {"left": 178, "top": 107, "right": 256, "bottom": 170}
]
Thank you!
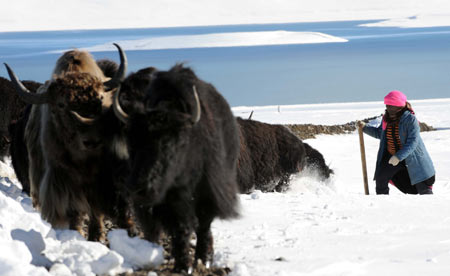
[{"left": 1, "top": 20, "right": 450, "bottom": 106}]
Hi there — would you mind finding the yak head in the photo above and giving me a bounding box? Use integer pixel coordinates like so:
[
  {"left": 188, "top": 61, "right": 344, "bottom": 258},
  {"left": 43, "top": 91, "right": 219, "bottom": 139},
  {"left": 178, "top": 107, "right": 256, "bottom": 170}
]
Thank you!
[
  {"left": 113, "top": 65, "right": 201, "bottom": 204},
  {"left": 4, "top": 44, "right": 127, "bottom": 154}
]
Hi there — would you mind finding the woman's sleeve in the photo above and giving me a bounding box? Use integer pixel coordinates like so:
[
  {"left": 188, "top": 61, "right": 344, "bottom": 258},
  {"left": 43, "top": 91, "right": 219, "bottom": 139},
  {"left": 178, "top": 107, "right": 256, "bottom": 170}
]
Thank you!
[
  {"left": 362, "top": 124, "right": 382, "bottom": 139},
  {"left": 395, "top": 115, "right": 420, "bottom": 161}
]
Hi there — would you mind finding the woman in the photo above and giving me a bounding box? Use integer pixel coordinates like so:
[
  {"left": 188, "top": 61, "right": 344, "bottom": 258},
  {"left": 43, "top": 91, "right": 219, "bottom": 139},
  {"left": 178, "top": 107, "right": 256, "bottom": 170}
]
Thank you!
[{"left": 359, "top": 90, "right": 435, "bottom": 195}]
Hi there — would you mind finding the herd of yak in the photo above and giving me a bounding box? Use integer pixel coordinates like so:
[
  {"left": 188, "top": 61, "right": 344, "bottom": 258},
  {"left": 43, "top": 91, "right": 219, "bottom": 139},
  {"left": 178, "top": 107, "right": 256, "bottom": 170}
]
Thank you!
[{"left": 0, "top": 44, "right": 333, "bottom": 272}]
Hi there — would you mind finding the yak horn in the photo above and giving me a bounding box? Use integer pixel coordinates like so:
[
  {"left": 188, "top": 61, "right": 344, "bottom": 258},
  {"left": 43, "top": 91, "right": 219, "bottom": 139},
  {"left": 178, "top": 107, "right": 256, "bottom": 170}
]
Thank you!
[
  {"left": 112, "top": 86, "right": 129, "bottom": 124},
  {"left": 103, "top": 43, "right": 127, "bottom": 91},
  {"left": 70, "top": 111, "right": 96, "bottom": 125},
  {"left": 192, "top": 85, "right": 201, "bottom": 124},
  {"left": 4, "top": 63, "right": 50, "bottom": 104}
]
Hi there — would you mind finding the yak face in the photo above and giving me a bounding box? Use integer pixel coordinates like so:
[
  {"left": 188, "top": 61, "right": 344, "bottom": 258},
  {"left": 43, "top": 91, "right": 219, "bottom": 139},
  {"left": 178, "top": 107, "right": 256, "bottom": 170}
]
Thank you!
[
  {"left": 4, "top": 45, "right": 127, "bottom": 154},
  {"left": 46, "top": 73, "right": 109, "bottom": 153},
  {"left": 118, "top": 66, "right": 201, "bottom": 205},
  {"left": 126, "top": 110, "right": 192, "bottom": 205},
  {"left": 118, "top": 67, "right": 157, "bottom": 114}
]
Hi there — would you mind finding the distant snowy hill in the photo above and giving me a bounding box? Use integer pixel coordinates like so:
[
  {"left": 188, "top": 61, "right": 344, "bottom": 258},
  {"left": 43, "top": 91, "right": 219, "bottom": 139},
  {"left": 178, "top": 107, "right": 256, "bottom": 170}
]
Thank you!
[{"left": 1, "top": 0, "right": 450, "bottom": 32}]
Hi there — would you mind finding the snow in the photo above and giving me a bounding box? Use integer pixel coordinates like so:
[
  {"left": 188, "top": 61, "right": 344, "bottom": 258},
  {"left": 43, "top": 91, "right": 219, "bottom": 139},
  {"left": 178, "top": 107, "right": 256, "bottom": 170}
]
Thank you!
[
  {"left": 2, "top": 0, "right": 450, "bottom": 32},
  {"left": 108, "top": 229, "right": 164, "bottom": 269},
  {"left": 1, "top": 98, "right": 450, "bottom": 275},
  {"left": 361, "top": 14, "right": 450, "bottom": 28},
  {"left": 73, "top": 31, "right": 347, "bottom": 53},
  {"left": 0, "top": 165, "right": 164, "bottom": 275}
]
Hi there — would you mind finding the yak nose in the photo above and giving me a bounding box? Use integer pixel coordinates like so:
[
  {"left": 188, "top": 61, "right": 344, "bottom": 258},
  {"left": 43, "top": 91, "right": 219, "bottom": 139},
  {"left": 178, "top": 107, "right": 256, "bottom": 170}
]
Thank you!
[{"left": 82, "top": 139, "right": 102, "bottom": 150}]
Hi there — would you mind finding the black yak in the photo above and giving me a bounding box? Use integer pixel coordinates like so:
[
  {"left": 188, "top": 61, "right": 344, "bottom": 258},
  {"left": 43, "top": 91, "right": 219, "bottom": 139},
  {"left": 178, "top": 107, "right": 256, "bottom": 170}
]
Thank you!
[
  {"left": 0, "top": 77, "right": 41, "bottom": 161},
  {"left": 96, "top": 59, "right": 119, "bottom": 79},
  {"left": 113, "top": 64, "right": 240, "bottom": 272},
  {"left": 236, "top": 117, "right": 333, "bottom": 193},
  {"left": 4, "top": 44, "right": 136, "bottom": 241},
  {"left": 8, "top": 105, "right": 33, "bottom": 195}
]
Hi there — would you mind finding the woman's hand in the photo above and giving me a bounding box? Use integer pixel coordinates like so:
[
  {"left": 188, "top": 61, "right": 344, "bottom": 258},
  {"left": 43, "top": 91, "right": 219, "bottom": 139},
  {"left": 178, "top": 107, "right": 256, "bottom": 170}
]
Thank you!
[
  {"left": 389, "top": 155, "right": 400, "bottom": 166},
  {"left": 357, "top": 121, "right": 366, "bottom": 129}
]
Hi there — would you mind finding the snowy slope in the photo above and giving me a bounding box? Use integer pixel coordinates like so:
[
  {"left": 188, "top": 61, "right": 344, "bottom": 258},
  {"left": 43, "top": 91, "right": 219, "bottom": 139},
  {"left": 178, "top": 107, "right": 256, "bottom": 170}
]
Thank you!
[
  {"left": 2, "top": 0, "right": 450, "bottom": 32},
  {"left": 1, "top": 98, "right": 450, "bottom": 275},
  {"left": 76, "top": 31, "right": 348, "bottom": 52}
]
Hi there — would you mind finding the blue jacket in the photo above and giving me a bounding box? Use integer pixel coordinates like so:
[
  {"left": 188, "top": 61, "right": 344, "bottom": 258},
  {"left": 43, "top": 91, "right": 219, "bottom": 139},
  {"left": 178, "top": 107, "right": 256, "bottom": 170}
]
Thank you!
[{"left": 363, "top": 110, "right": 435, "bottom": 185}]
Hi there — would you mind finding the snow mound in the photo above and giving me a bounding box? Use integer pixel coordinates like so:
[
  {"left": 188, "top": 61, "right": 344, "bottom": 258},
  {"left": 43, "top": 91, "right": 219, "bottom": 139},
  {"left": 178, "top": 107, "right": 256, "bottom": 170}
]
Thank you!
[
  {"left": 44, "top": 237, "right": 129, "bottom": 276},
  {"left": 290, "top": 167, "right": 336, "bottom": 195},
  {"left": 108, "top": 229, "right": 164, "bottom": 269},
  {"left": 0, "top": 159, "right": 16, "bottom": 181}
]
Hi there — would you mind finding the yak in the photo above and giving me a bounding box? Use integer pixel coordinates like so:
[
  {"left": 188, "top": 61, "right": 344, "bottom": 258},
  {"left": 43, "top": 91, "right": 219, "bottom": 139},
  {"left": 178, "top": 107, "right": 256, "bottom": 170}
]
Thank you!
[
  {"left": 8, "top": 105, "right": 33, "bottom": 195},
  {"left": 236, "top": 117, "right": 333, "bottom": 193},
  {"left": 0, "top": 77, "right": 41, "bottom": 161},
  {"left": 113, "top": 64, "right": 240, "bottom": 272},
  {"left": 7, "top": 58, "right": 121, "bottom": 196},
  {"left": 4, "top": 44, "right": 136, "bottom": 241}
]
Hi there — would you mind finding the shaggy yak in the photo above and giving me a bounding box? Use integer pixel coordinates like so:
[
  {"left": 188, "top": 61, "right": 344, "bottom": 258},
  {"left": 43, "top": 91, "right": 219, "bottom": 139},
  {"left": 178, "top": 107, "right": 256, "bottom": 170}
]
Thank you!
[
  {"left": 0, "top": 77, "right": 41, "bottom": 161},
  {"left": 236, "top": 117, "right": 333, "bottom": 193},
  {"left": 4, "top": 44, "right": 136, "bottom": 241},
  {"left": 113, "top": 64, "right": 240, "bottom": 272},
  {"left": 7, "top": 58, "right": 121, "bottom": 196}
]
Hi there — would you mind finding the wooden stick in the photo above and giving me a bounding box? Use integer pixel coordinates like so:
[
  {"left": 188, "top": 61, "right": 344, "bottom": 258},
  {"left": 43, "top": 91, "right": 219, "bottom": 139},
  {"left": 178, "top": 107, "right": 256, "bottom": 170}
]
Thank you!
[{"left": 358, "top": 125, "right": 370, "bottom": 195}]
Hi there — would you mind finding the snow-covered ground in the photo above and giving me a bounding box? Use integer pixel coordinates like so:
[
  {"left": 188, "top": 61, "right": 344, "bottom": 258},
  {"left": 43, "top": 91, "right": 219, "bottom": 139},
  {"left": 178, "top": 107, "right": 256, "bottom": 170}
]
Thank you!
[
  {"left": 1, "top": 2, "right": 450, "bottom": 275},
  {"left": 2, "top": 0, "right": 450, "bottom": 32},
  {"left": 1, "top": 98, "right": 450, "bottom": 275},
  {"left": 76, "top": 31, "right": 347, "bottom": 53}
]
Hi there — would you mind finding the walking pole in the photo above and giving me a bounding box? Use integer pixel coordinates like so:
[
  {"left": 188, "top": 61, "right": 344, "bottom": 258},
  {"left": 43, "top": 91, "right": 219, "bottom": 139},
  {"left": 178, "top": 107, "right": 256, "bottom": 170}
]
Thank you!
[{"left": 358, "top": 123, "right": 370, "bottom": 195}]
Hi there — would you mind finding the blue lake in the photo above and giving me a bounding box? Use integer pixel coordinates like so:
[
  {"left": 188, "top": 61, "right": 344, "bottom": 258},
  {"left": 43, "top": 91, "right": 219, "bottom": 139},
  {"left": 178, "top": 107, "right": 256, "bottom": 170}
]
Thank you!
[{"left": 1, "top": 21, "right": 450, "bottom": 106}]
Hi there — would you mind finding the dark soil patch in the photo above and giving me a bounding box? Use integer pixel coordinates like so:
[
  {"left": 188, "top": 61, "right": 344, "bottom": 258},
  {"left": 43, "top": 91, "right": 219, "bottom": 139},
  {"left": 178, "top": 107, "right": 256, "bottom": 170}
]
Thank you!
[{"left": 285, "top": 115, "right": 435, "bottom": 140}]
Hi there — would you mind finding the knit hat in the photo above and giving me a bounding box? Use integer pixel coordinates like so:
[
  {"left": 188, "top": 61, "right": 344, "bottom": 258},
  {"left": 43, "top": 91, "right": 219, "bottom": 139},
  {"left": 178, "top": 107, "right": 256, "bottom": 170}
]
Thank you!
[{"left": 384, "top": 90, "right": 407, "bottom": 107}]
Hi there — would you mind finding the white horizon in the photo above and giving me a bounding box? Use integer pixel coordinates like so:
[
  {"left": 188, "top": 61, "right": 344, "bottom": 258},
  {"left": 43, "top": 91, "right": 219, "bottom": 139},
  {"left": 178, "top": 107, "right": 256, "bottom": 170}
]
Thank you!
[{"left": 1, "top": 0, "right": 450, "bottom": 32}]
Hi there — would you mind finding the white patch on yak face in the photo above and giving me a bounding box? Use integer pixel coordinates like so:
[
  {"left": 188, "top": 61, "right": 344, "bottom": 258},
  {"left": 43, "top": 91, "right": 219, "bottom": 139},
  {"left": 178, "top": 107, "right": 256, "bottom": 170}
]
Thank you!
[{"left": 111, "top": 135, "right": 129, "bottom": 160}]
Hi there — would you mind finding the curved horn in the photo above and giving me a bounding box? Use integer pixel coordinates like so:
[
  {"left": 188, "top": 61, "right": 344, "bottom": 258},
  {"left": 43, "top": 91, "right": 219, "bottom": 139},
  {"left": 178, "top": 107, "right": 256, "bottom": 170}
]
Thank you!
[
  {"left": 70, "top": 111, "right": 96, "bottom": 125},
  {"left": 112, "top": 86, "right": 129, "bottom": 124},
  {"left": 103, "top": 43, "right": 127, "bottom": 90},
  {"left": 4, "top": 63, "right": 50, "bottom": 104},
  {"left": 191, "top": 85, "right": 201, "bottom": 124}
]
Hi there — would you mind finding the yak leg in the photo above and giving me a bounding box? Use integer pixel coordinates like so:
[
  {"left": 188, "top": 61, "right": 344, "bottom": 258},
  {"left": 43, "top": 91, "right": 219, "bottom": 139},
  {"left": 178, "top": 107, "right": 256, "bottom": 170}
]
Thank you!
[
  {"left": 116, "top": 195, "right": 139, "bottom": 237},
  {"left": 133, "top": 203, "right": 163, "bottom": 242},
  {"left": 88, "top": 211, "right": 106, "bottom": 242},
  {"left": 68, "top": 210, "right": 87, "bottom": 238},
  {"left": 195, "top": 210, "right": 214, "bottom": 267},
  {"left": 171, "top": 221, "right": 193, "bottom": 273},
  {"left": 165, "top": 189, "right": 195, "bottom": 273}
]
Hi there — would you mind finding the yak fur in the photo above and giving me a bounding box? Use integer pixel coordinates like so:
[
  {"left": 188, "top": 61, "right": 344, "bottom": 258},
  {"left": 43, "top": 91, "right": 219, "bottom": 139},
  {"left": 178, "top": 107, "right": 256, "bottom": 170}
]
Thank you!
[
  {"left": 0, "top": 77, "right": 41, "bottom": 160},
  {"left": 236, "top": 117, "right": 333, "bottom": 193},
  {"left": 117, "top": 64, "right": 240, "bottom": 271},
  {"left": 12, "top": 50, "right": 134, "bottom": 241}
]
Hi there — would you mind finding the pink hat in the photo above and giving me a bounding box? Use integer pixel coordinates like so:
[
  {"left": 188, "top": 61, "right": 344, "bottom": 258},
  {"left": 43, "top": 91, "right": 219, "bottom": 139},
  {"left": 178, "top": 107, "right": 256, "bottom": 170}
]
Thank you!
[{"left": 384, "top": 90, "right": 407, "bottom": 107}]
